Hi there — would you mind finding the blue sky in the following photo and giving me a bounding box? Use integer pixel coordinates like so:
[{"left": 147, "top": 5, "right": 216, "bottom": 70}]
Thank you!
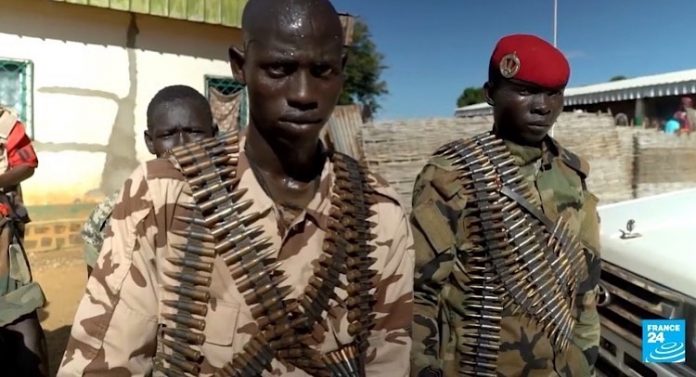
[{"left": 331, "top": 0, "right": 696, "bottom": 121}]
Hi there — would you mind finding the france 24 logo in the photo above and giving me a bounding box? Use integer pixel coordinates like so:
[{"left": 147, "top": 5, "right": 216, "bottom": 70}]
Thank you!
[{"left": 642, "top": 319, "right": 686, "bottom": 363}]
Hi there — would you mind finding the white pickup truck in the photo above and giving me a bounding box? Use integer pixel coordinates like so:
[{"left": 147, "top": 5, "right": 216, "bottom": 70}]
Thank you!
[{"left": 596, "top": 189, "right": 696, "bottom": 376}]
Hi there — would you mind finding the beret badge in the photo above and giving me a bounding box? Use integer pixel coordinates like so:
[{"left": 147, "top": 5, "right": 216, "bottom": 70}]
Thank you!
[{"left": 499, "top": 53, "right": 521, "bottom": 79}]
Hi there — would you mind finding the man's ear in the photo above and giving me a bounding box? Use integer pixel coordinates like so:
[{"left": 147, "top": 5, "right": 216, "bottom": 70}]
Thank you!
[
  {"left": 484, "top": 81, "right": 494, "bottom": 106},
  {"left": 144, "top": 130, "right": 156, "bottom": 155},
  {"left": 229, "top": 45, "right": 246, "bottom": 84}
]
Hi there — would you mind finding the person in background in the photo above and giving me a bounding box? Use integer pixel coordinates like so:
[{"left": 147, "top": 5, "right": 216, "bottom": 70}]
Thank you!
[
  {"left": 664, "top": 117, "right": 681, "bottom": 135},
  {"left": 81, "top": 85, "right": 217, "bottom": 276},
  {"left": 0, "top": 106, "right": 48, "bottom": 376}
]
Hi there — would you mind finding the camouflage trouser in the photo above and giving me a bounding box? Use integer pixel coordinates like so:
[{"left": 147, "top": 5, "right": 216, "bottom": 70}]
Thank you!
[{"left": 0, "top": 220, "right": 45, "bottom": 327}]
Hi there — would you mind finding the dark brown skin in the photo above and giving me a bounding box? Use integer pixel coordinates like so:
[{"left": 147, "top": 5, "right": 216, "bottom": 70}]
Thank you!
[
  {"left": 144, "top": 100, "right": 216, "bottom": 158},
  {"left": 0, "top": 165, "right": 34, "bottom": 190},
  {"left": 230, "top": 0, "right": 346, "bottom": 210},
  {"left": 485, "top": 78, "right": 564, "bottom": 146}
]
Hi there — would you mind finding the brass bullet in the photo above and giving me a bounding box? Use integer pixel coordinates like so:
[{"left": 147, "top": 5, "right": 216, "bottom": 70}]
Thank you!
[
  {"left": 169, "top": 242, "right": 216, "bottom": 258},
  {"left": 215, "top": 225, "right": 265, "bottom": 254},
  {"left": 243, "top": 275, "right": 290, "bottom": 305},
  {"left": 162, "top": 299, "right": 208, "bottom": 316},
  {"left": 170, "top": 228, "right": 214, "bottom": 243},
  {"left": 236, "top": 261, "right": 282, "bottom": 292},
  {"left": 221, "top": 236, "right": 272, "bottom": 266},
  {"left": 212, "top": 208, "right": 269, "bottom": 239},
  {"left": 188, "top": 165, "right": 237, "bottom": 188},
  {"left": 176, "top": 145, "right": 240, "bottom": 165},
  {"left": 346, "top": 269, "right": 377, "bottom": 282},
  {"left": 166, "top": 257, "right": 213, "bottom": 272},
  {"left": 164, "top": 284, "right": 210, "bottom": 302},
  {"left": 250, "top": 287, "right": 293, "bottom": 318},
  {"left": 229, "top": 248, "right": 275, "bottom": 279},
  {"left": 163, "top": 271, "right": 211, "bottom": 287},
  {"left": 162, "top": 313, "right": 206, "bottom": 331},
  {"left": 170, "top": 138, "right": 220, "bottom": 157},
  {"left": 161, "top": 339, "right": 201, "bottom": 360},
  {"left": 203, "top": 198, "right": 252, "bottom": 226},
  {"left": 191, "top": 177, "right": 240, "bottom": 201},
  {"left": 197, "top": 188, "right": 248, "bottom": 213},
  {"left": 237, "top": 351, "right": 267, "bottom": 375},
  {"left": 257, "top": 300, "right": 300, "bottom": 328},
  {"left": 162, "top": 327, "right": 205, "bottom": 345},
  {"left": 173, "top": 214, "right": 206, "bottom": 227},
  {"left": 346, "top": 296, "right": 377, "bottom": 309},
  {"left": 181, "top": 154, "right": 235, "bottom": 176}
]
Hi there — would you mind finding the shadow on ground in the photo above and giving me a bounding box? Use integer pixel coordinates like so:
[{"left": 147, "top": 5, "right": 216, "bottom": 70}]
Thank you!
[{"left": 45, "top": 324, "right": 71, "bottom": 377}]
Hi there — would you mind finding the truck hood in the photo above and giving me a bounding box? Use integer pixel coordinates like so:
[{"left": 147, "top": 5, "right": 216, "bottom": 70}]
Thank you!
[{"left": 598, "top": 188, "right": 696, "bottom": 299}]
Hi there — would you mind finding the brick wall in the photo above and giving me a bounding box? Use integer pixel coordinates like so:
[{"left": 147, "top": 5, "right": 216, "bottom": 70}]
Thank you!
[
  {"left": 362, "top": 112, "right": 695, "bottom": 212},
  {"left": 24, "top": 219, "right": 84, "bottom": 253},
  {"left": 633, "top": 131, "right": 696, "bottom": 197}
]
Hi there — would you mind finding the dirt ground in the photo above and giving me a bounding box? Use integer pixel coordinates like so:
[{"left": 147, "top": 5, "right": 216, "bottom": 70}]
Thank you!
[{"left": 30, "top": 248, "right": 86, "bottom": 377}]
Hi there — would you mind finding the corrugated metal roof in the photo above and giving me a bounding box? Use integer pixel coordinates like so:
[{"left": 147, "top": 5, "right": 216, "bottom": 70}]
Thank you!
[
  {"left": 455, "top": 68, "right": 696, "bottom": 117},
  {"left": 563, "top": 68, "right": 696, "bottom": 106},
  {"left": 454, "top": 102, "right": 492, "bottom": 117},
  {"left": 52, "top": 0, "right": 247, "bottom": 28}
]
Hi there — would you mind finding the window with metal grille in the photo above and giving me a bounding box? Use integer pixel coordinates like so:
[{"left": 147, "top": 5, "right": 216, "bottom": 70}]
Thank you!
[
  {"left": 0, "top": 59, "right": 33, "bottom": 138},
  {"left": 204, "top": 75, "right": 248, "bottom": 130}
]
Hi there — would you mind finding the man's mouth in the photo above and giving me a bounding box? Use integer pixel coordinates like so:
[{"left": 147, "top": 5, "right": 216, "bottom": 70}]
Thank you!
[{"left": 279, "top": 116, "right": 322, "bottom": 126}]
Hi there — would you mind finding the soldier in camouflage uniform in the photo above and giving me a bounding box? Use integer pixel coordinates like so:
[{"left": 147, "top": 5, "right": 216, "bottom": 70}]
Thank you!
[
  {"left": 411, "top": 34, "right": 601, "bottom": 377},
  {"left": 81, "top": 85, "right": 217, "bottom": 276},
  {"left": 59, "top": 0, "right": 413, "bottom": 376},
  {"left": 0, "top": 107, "right": 48, "bottom": 376}
]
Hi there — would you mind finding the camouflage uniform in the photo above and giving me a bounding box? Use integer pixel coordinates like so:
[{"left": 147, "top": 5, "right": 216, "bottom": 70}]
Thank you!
[
  {"left": 0, "top": 109, "right": 45, "bottom": 327},
  {"left": 411, "top": 133, "right": 601, "bottom": 377},
  {"left": 58, "top": 132, "right": 414, "bottom": 376},
  {"left": 81, "top": 191, "right": 120, "bottom": 270}
]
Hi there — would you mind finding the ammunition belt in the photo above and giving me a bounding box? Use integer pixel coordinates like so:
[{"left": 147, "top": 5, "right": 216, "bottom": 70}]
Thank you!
[
  {"left": 153, "top": 131, "right": 243, "bottom": 377},
  {"left": 157, "top": 131, "right": 379, "bottom": 377},
  {"left": 435, "top": 132, "right": 586, "bottom": 376}
]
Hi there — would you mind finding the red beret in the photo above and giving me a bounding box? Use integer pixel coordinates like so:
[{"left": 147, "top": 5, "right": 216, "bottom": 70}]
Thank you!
[{"left": 490, "top": 34, "right": 570, "bottom": 89}]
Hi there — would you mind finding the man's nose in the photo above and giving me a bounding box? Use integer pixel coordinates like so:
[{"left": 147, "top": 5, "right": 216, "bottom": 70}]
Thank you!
[
  {"left": 287, "top": 70, "right": 318, "bottom": 111},
  {"left": 531, "top": 93, "right": 551, "bottom": 115}
]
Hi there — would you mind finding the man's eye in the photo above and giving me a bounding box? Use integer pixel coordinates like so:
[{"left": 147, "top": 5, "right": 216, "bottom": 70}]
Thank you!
[
  {"left": 311, "top": 64, "right": 333, "bottom": 78},
  {"left": 267, "top": 63, "right": 293, "bottom": 77}
]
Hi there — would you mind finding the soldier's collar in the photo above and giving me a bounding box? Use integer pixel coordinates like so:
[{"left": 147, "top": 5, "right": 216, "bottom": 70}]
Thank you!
[
  {"left": 504, "top": 136, "right": 561, "bottom": 168},
  {"left": 504, "top": 139, "right": 543, "bottom": 166}
]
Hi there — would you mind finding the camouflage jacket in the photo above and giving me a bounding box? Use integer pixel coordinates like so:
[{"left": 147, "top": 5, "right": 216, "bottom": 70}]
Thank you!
[
  {"left": 58, "top": 137, "right": 414, "bottom": 376},
  {"left": 81, "top": 191, "right": 120, "bottom": 269},
  {"left": 410, "top": 134, "right": 601, "bottom": 377}
]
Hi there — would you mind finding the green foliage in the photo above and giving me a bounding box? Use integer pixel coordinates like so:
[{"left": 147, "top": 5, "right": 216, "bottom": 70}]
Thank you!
[
  {"left": 338, "top": 19, "right": 388, "bottom": 117},
  {"left": 610, "top": 75, "right": 627, "bottom": 81},
  {"left": 457, "top": 86, "right": 485, "bottom": 107}
]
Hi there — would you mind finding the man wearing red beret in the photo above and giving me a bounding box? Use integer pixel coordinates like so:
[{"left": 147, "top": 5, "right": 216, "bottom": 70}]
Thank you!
[{"left": 410, "top": 34, "right": 601, "bottom": 377}]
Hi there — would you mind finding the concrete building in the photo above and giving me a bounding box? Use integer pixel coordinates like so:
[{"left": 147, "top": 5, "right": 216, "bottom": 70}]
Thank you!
[
  {"left": 0, "top": 0, "right": 247, "bottom": 208},
  {"left": 0, "top": 0, "right": 249, "bottom": 252}
]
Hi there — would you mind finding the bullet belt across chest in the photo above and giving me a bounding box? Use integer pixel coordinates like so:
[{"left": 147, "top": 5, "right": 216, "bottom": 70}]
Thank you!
[
  {"left": 154, "top": 131, "right": 381, "bottom": 377},
  {"left": 434, "top": 132, "right": 588, "bottom": 377}
]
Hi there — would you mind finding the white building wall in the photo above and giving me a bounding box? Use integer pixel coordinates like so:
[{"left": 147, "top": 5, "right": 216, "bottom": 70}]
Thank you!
[{"left": 0, "top": 0, "right": 241, "bottom": 206}]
